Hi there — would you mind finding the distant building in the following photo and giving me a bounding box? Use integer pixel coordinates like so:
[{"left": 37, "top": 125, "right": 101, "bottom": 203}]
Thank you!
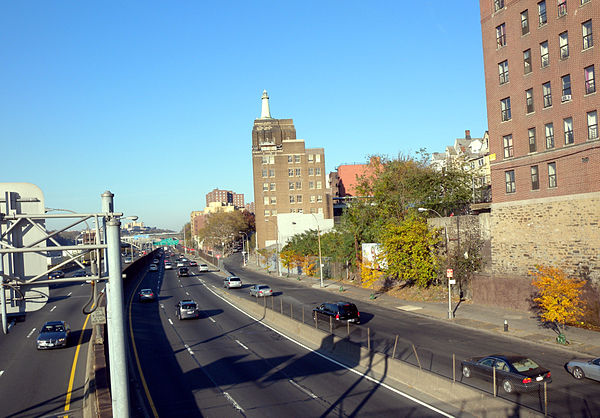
[
  {"left": 251, "top": 90, "right": 333, "bottom": 249},
  {"left": 206, "top": 188, "right": 245, "bottom": 208},
  {"left": 245, "top": 202, "right": 255, "bottom": 213},
  {"left": 329, "top": 160, "right": 374, "bottom": 222}
]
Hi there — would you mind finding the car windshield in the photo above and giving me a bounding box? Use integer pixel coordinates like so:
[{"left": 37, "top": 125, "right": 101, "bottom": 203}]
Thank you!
[
  {"left": 258, "top": 285, "right": 270, "bottom": 290},
  {"left": 182, "top": 303, "right": 197, "bottom": 309},
  {"left": 141, "top": 290, "right": 152, "bottom": 294},
  {"left": 42, "top": 325, "right": 64, "bottom": 333},
  {"left": 230, "top": 278, "right": 240, "bottom": 282},
  {"left": 511, "top": 358, "right": 540, "bottom": 372},
  {"left": 339, "top": 304, "right": 358, "bottom": 315}
]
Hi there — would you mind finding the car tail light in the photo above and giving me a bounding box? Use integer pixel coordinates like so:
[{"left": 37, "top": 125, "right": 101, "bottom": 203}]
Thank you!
[
  {"left": 357, "top": 311, "right": 360, "bottom": 317},
  {"left": 335, "top": 313, "right": 339, "bottom": 320},
  {"left": 545, "top": 372, "right": 551, "bottom": 378},
  {"left": 522, "top": 377, "right": 532, "bottom": 384}
]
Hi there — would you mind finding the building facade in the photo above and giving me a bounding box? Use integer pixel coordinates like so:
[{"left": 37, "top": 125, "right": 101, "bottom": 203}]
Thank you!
[
  {"left": 480, "top": 0, "right": 600, "bottom": 280},
  {"left": 252, "top": 91, "right": 332, "bottom": 249},
  {"left": 206, "top": 188, "right": 245, "bottom": 208}
]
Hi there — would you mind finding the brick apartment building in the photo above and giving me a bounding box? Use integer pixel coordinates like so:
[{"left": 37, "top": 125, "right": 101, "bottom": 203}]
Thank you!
[
  {"left": 206, "top": 188, "right": 245, "bottom": 208},
  {"left": 252, "top": 90, "right": 332, "bottom": 249},
  {"left": 480, "top": 0, "right": 600, "bottom": 279}
]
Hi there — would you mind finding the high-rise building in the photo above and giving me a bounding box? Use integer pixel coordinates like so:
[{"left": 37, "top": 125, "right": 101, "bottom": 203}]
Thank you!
[
  {"left": 206, "top": 188, "right": 245, "bottom": 208},
  {"left": 252, "top": 90, "right": 332, "bottom": 249}
]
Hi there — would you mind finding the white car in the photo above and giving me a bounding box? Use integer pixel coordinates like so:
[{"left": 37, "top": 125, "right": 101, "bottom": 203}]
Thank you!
[
  {"left": 224, "top": 276, "right": 242, "bottom": 289},
  {"left": 199, "top": 264, "right": 209, "bottom": 272},
  {"left": 176, "top": 261, "right": 185, "bottom": 267},
  {"left": 165, "top": 262, "right": 173, "bottom": 270}
]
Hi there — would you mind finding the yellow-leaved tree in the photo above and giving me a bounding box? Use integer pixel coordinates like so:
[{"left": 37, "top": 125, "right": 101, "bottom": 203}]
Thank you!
[
  {"left": 360, "top": 259, "right": 384, "bottom": 289},
  {"left": 531, "top": 265, "right": 586, "bottom": 344},
  {"left": 280, "top": 250, "right": 296, "bottom": 277}
]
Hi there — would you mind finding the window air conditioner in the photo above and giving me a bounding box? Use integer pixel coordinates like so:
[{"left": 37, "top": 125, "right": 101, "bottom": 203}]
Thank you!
[{"left": 562, "top": 94, "right": 571, "bottom": 102}]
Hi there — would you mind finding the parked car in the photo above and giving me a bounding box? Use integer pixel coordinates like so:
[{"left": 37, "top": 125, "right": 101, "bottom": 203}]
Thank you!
[
  {"left": 48, "top": 270, "right": 65, "bottom": 279},
  {"left": 461, "top": 354, "right": 552, "bottom": 393},
  {"left": 189, "top": 260, "right": 198, "bottom": 267},
  {"left": 177, "top": 267, "right": 190, "bottom": 277},
  {"left": 138, "top": 289, "right": 157, "bottom": 302},
  {"left": 164, "top": 262, "right": 173, "bottom": 270},
  {"left": 250, "top": 284, "right": 273, "bottom": 297},
  {"left": 224, "top": 276, "right": 242, "bottom": 289},
  {"left": 37, "top": 321, "right": 71, "bottom": 349},
  {"left": 566, "top": 357, "right": 600, "bottom": 382},
  {"left": 199, "top": 264, "right": 209, "bottom": 272},
  {"left": 176, "top": 300, "right": 200, "bottom": 320},
  {"left": 313, "top": 302, "right": 360, "bottom": 324},
  {"left": 149, "top": 263, "right": 158, "bottom": 271}
]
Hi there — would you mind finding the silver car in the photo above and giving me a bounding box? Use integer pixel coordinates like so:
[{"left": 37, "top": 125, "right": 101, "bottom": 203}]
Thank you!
[
  {"left": 250, "top": 284, "right": 273, "bottom": 297},
  {"left": 224, "top": 276, "right": 242, "bottom": 289},
  {"left": 566, "top": 357, "right": 600, "bottom": 381},
  {"left": 176, "top": 300, "right": 199, "bottom": 320},
  {"left": 37, "top": 321, "right": 71, "bottom": 350}
]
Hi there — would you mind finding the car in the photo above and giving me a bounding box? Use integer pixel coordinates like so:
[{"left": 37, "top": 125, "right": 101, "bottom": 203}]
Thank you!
[
  {"left": 124, "top": 256, "right": 132, "bottom": 264},
  {"left": 149, "top": 263, "right": 158, "bottom": 271},
  {"left": 313, "top": 302, "right": 360, "bottom": 324},
  {"left": 250, "top": 284, "right": 273, "bottom": 297},
  {"left": 165, "top": 262, "right": 173, "bottom": 270},
  {"left": 199, "top": 264, "right": 209, "bottom": 272},
  {"left": 48, "top": 270, "right": 65, "bottom": 279},
  {"left": 176, "top": 300, "right": 200, "bottom": 320},
  {"left": 138, "top": 289, "right": 157, "bottom": 302},
  {"left": 152, "top": 258, "right": 160, "bottom": 264},
  {"left": 461, "top": 354, "right": 552, "bottom": 393},
  {"left": 189, "top": 260, "right": 198, "bottom": 267},
  {"left": 566, "top": 357, "right": 600, "bottom": 382},
  {"left": 224, "top": 276, "right": 242, "bottom": 289},
  {"left": 176, "top": 260, "right": 185, "bottom": 267},
  {"left": 72, "top": 270, "right": 87, "bottom": 277},
  {"left": 177, "top": 267, "right": 189, "bottom": 277},
  {"left": 36, "top": 321, "right": 71, "bottom": 349}
]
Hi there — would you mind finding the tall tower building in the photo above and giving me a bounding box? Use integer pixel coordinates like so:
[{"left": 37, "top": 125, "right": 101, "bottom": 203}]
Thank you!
[{"left": 252, "top": 90, "right": 332, "bottom": 249}]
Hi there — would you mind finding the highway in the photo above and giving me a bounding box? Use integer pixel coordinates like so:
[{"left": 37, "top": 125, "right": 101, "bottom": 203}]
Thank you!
[
  {"left": 127, "top": 252, "right": 451, "bottom": 417},
  {"left": 0, "top": 276, "right": 97, "bottom": 417}
]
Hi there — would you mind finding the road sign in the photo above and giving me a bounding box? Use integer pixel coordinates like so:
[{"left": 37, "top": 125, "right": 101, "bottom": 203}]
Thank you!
[
  {"left": 446, "top": 268, "right": 453, "bottom": 278},
  {"left": 153, "top": 238, "right": 179, "bottom": 246},
  {"left": 91, "top": 306, "right": 107, "bottom": 325},
  {"left": 449, "top": 279, "right": 456, "bottom": 285}
]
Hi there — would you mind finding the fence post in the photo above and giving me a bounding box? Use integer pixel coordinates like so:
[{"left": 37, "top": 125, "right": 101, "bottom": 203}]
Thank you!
[
  {"left": 302, "top": 306, "right": 304, "bottom": 324},
  {"left": 544, "top": 382, "right": 548, "bottom": 416},
  {"left": 493, "top": 368, "right": 497, "bottom": 397},
  {"left": 280, "top": 299, "right": 283, "bottom": 314},
  {"left": 315, "top": 314, "right": 318, "bottom": 329},
  {"left": 290, "top": 303, "right": 293, "bottom": 319},
  {"left": 347, "top": 320, "right": 350, "bottom": 337},
  {"left": 367, "top": 327, "right": 370, "bottom": 351},
  {"left": 329, "top": 316, "right": 333, "bottom": 334},
  {"left": 272, "top": 296, "right": 274, "bottom": 310},
  {"left": 412, "top": 344, "right": 421, "bottom": 369},
  {"left": 453, "top": 353, "right": 456, "bottom": 382},
  {"left": 392, "top": 335, "right": 399, "bottom": 359}
]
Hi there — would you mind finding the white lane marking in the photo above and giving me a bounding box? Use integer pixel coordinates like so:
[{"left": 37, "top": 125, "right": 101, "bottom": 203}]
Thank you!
[
  {"left": 185, "top": 292, "right": 190, "bottom": 296},
  {"left": 184, "top": 344, "right": 194, "bottom": 356},
  {"left": 80, "top": 283, "right": 84, "bottom": 286},
  {"left": 209, "top": 317, "right": 216, "bottom": 323},
  {"left": 289, "top": 379, "right": 318, "bottom": 399},
  {"left": 0, "top": 370, "right": 4, "bottom": 377},
  {"left": 201, "top": 282, "right": 454, "bottom": 418},
  {"left": 235, "top": 339, "right": 248, "bottom": 350},
  {"left": 67, "top": 292, "right": 72, "bottom": 296},
  {"left": 168, "top": 319, "right": 173, "bottom": 325},
  {"left": 223, "top": 392, "right": 244, "bottom": 412},
  {"left": 27, "top": 328, "right": 36, "bottom": 338},
  {"left": 50, "top": 306, "right": 56, "bottom": 312}
]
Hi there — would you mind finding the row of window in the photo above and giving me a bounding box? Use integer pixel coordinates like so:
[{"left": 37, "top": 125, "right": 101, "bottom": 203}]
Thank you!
[
  {"left": 505, "top": 162, "right": 557, "bottom": 194},
  {"left": 495, "top": 0, "right": 591, "bottom": 16},
  {"left": 261, "top": 168, "right": 324, "bottom": 178},
  {"left": 500, "top": 66, "right": 595, "bottom": 121},
  {"left": 263, "top": 194, "right": 324, "bottom": 205},
  {"left": 261, "top": 154, "right": 322, "bottom": 165},
  {"left": 497, "top": 14, "right": 593, "bottom": 52},
  {"left": 262, "top": 180, "right": 324, "bottom": 191},
  {"left": 264, "top": 207, "right": 324, "bottom": 217},
  {"left": 502, "top": 110, "right": 598, "bottom": 158}
]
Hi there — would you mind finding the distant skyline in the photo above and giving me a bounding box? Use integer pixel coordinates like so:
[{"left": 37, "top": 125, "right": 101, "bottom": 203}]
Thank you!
[{"left": 1, "top": 2, "right": 487, "bottom": 231}]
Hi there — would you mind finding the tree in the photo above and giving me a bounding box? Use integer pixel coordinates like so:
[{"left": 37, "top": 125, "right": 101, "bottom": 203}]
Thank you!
[
  {"left": 443, "top": 230, "right": 485, "bottom": 296},
  {"left": 197, "top": 211, "right": 250, "bottom": 254},
  {"left": 280, "top": 249, "right": 296, "bottom": 277},
  {"left": 531, "top": 265, "right": 586, "bottom": 343}
]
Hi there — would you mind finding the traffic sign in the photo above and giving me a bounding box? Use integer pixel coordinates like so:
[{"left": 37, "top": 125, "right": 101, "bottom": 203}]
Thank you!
[
  {"left": 446, "top": 268, "right": 453, "bottom": 278},
  {"left": 153, "top": 238, "right": 179, "bottom": 246}
]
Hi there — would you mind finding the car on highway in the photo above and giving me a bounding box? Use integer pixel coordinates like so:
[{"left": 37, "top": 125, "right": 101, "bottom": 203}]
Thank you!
[
  {"left": 176, "top": 300, "right": 200, "bottom": 320},
  {"left": 250, "top": 284, "right": 273, "bottom": 297},
  {"left": 176, "top": 260, "right": 185, "bottom": 267},
  {"left": 313, "top": 302, "right": 361, "bottom": 324},
  {"left": 149, "top": 263, "right": 158, "bottom": 271},
  {"left": 48, "top": 270, "right": 65, "bottom": 279},
  {"left": 72, "top": 270, "right": 87, "bottom": 277},
  {"left": 189, "top": 260, "right": 198, "bottom": 267},
  {"left": 164, "top": 261, "right": 173, "bottom": 270},
  {"left": 566, "top": 357, "right": 600, "bottom": 381},
  {"left": 138, "top": 289, "right": 157, "bottom": 302},
  {"left": 152, "top": 258, "right": 160, "bottom": 264},
  {"left": 36, "top": 321, "right": 71, "bottom": 350},
  {"left": 177, "top": 267, "right": 190, "bottom": 277},
  {"left": 124, "top": 256, "right": 132, "bottom": 264},
  {"left": 199, "top": 264, "right": 209, "bottom": 272},
  {"left": 461, "top": 354, "right": 552, "bottom": 393},
  {"left": 224, "top": 276, "right": 242, "bottom": 289}
]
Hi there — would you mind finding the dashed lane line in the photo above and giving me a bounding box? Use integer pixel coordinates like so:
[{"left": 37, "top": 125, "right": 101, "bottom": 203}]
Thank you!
[
  {"left": 26, "top": 328, "right": 36, "bottom": 338},
  {"left": 168, "top": 318, "right": 173, "bottom": 325},
  {"left": 67, "top": 292, "right": 72, "bottom": 297},
  {"left": 235, "top": 339, "right": 249, "bottom": 350},
  {"left": 223, "top": 392, "right": 244, "bottom": 413},
  {"left": 0, "top": 371, "right": 4, "bottom": 377},
  {"left": 289, "top": 379, "right": 318, "bottom": 399},
  {"left": 50, "top": 306, "right": 57, "bottom": 312},
  {"left": 209, "top": 317, "right": 216, "bottom": 323},
  {"left": 184, "top": 344, "right": 194, "bottom": 356}
]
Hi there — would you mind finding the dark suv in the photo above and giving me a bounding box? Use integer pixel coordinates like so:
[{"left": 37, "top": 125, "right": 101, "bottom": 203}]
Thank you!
[
  {"left": 313, "top": 302, "right": 360, "bottom": 324},
  {"left": 177, "top": 267, "right": 189, "bottom": 277}
]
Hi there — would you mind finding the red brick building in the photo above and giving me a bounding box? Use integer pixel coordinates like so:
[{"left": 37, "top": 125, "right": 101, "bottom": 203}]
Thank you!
[{"left": 206, "top": 188, "right": 245, "bottom": 208}]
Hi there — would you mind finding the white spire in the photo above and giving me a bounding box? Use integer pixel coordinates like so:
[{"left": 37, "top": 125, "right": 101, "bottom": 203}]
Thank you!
[{"left": 260, "top": 90, "right": 272, "bottom": 119}]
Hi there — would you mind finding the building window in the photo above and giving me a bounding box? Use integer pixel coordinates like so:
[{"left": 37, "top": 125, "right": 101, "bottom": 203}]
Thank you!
[
  {"left": 523, "top": 49, "right": 532, "bottom": 74},
  {"left": 526, "top": 88, "right": 534, "bottom": 113},
  {"left": 315, "top": 167, "right": 321, "bottom": 176},
  {"left": 263, "top": 183, "right": 269, "bottom": 192},
  {"left": 317, "top": 195, "right": 323, "bottom": 203},
  {"left": 308, "top": 167, "right": 314, "bottom": 176},
  {"left": 495, "top": 0, "right": 505, "bottom": 12},
  {"left": 564, "top": 117, "right": 574, "bottom": 144},
  {"left": 264, "top": 210, "right": 270, "bottom": 217},
  {"left": 287, "top": 155, "right": 293, "bottom": 163},
  {"left": 295, "top": 168, "right": 301, "bottom": 176},
  {"left": 296, "top": 181, "right": 302, "bottom": 190},
  {"left": 545, "top": 122, "right": 555, "bottom": 148},
  {"left": 271, "top": 209, "right": 277, "bottom": 216},
  {"left": 542, "top": 82, "right": 552, "bottom": 108},
  {"left": 557, "top": 0, "right": 567, "bottom": 17},
  {"left": 561, "top": 74, "right": 572, "bottom": 101},
  {"left": 529, "top": 128, "right": 537, "bottom": 152},
  {"left": 270, "top": 196, "right": 277, "bottom": 204},
  {"left": 521, "top": 10, "right": 530, "bottom": 35},
  {"left": 496, "top": 23, "right": 507, "bottom": 48},
  {"left": 584, "top": 65, "right": 596, "bottom": 94},
  {"left": 296, "top": 195, "right": 302, "bottom": 203},
  {"left": 582, "top": 20, "right": 593, "bottom": 50},
  {"left": 263, "top": 196, "right": 269, "bottom": 205},
  {"left": 503, "top": 134, "right": 514, "bottom": 158},
  {"left": 309, "top": 181, "right": 314, "bottom": 189},
  {"left": 538, "top": 1, "right": 547, "bottom": 26},
  {"left": 269, "top": 169, "right": 275, "bottom": 177},
  {"left": 540, "top": 41, "right": 549, "bottom": 68},
  {"left": 263, "top": 156, "right": 269, "bottom": 164},
  {"left": 262, "top": 169, "right": 267, "bottom": 178},
  {"left": 310, "top": 207, "right": 316, "bottom": 214},
  {"left": 588, "top": 110, "right": 598, "bottom": 139},
  {"left": 310, "top": 195, "right": 316, "bottom": 203},
  {"left": 270, "top": 183, "right": 276, "bottom": 191},
  {"left": 308, "top": 154, "right": 314, "bottom": 163},
  {"left": 315, "top": 154, "right": 321, "bottom": 163},
  {"left": 548, "top": 162, "right": 557, "bottom": 188},
  {"left": 499, "top": 60, "right": 509, "bottom": 84},
  {"left": 559, "top": 31, "right": 569, "bottom": 59},
  {"left": 501, "top": 97, "right": 511, "bottom": 121},
  {"left": 294, "top": 155, "right": 301, "bottom": 163},
  {"left": 505, "top": 170, "right": 516, "bottom": 193},
  {"left": 316, "top": 181, "right": 322, "bottom": 189},
  {"left": 581, "top": 0, "right": 590, "bottom": 4},
  {"left": 531, "top": 165, "right": 540, "bottom": 190},
  {"left": 298, "top": 209, "right": 303, "bottom": 214},
  {"left": 288, "top": 182, "right": 294, "bottom": 190},
  {"left": 288, "top": 169, "right": 294, "bottom": 177},
  {"left": 289, "top": 195, "right": 295, "bottom": 203}
]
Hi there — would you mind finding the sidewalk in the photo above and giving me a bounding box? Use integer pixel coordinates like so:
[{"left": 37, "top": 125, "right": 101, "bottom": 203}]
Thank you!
[{"left": 238, "top": 258, "right": 600, "bottom": 357}]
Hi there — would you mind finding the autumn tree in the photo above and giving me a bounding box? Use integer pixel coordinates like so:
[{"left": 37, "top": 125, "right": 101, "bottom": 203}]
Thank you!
[
  {"left": 280, "top": 249, "right": 296, "bottom": 277},
  {"left": 197, "top": 211, "right": 250, "bottom": 254},
  {"left": 531, "top": 265, "right": 586, "bottom": 343}
]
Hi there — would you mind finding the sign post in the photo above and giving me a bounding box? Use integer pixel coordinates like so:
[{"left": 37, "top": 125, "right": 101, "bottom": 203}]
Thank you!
[{"left": 446, "top": 268, "right": 454, "bottom": 319}]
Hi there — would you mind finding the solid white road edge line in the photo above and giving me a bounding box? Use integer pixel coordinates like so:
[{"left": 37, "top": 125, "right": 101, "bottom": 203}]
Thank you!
[
  {"left": 201, "top": 281, "right": 454, "bottom": 418},
  {"left": 27, "top": 328, "right": 37, "bottom": 338},
  {"left": 223, "top": 392, "right": 244, "bottom": 412}
]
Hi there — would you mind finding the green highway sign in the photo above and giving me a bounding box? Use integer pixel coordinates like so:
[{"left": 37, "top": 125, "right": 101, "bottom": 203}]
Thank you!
[{"left": 153, "top": 238, "right": 179, "bottom": 246}]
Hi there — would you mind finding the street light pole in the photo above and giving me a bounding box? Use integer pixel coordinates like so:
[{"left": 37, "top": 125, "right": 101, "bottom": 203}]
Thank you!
[
  {"left": 311, "top": 214, "right": 324, "bottom": 288},
  {"left": 239, "top": 231, "right": 248, "bottom": 266},
  {"left": 418, "top": 207, "right": 452, "bottom": 319}
]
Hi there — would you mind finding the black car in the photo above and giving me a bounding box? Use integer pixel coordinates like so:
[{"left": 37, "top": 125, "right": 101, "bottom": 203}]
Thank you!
[
  {"left": 48, "top": 270, "right": 65, "bottom": 279},
  {"left": 313, "top": 302, "right": 360, "bottom": 324},
  {"left": 177, "top": 267, "right": 189, "bottom": 277},
  {"left": 461, "top": 354, "right": 552, "bottom": 393}
]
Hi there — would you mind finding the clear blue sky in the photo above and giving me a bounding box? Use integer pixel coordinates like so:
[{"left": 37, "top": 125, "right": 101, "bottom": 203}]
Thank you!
[{"left": 1, "top": 1, "right": 487, "bottom": 231}]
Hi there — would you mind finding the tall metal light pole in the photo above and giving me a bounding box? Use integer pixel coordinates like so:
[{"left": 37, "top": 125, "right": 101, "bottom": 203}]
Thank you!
[
  {"left": 418, "top": 207, "right": 452, "bottom": 319},
  {"left": 239, "top": 231, "right": 248, "bottom": 266},
  {"left": 311, "top": 214, "right": 324, "bottom": 288}
]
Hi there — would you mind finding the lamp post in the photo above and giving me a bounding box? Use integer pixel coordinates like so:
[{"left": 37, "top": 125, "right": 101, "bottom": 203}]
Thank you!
[
  {"left": 310, "top": 213, "right": 324, "bottom": 288},
  {"left": 239, "top": 231, "right": 249, "bottom": 266},
  {"left": 418, "top": 207, "right": 452, "bottom": 319}
]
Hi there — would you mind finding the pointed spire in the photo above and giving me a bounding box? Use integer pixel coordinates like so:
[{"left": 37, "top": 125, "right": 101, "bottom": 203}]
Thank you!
[{"left": 260, "top": 90, "right": 272, "bottom": 119}]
